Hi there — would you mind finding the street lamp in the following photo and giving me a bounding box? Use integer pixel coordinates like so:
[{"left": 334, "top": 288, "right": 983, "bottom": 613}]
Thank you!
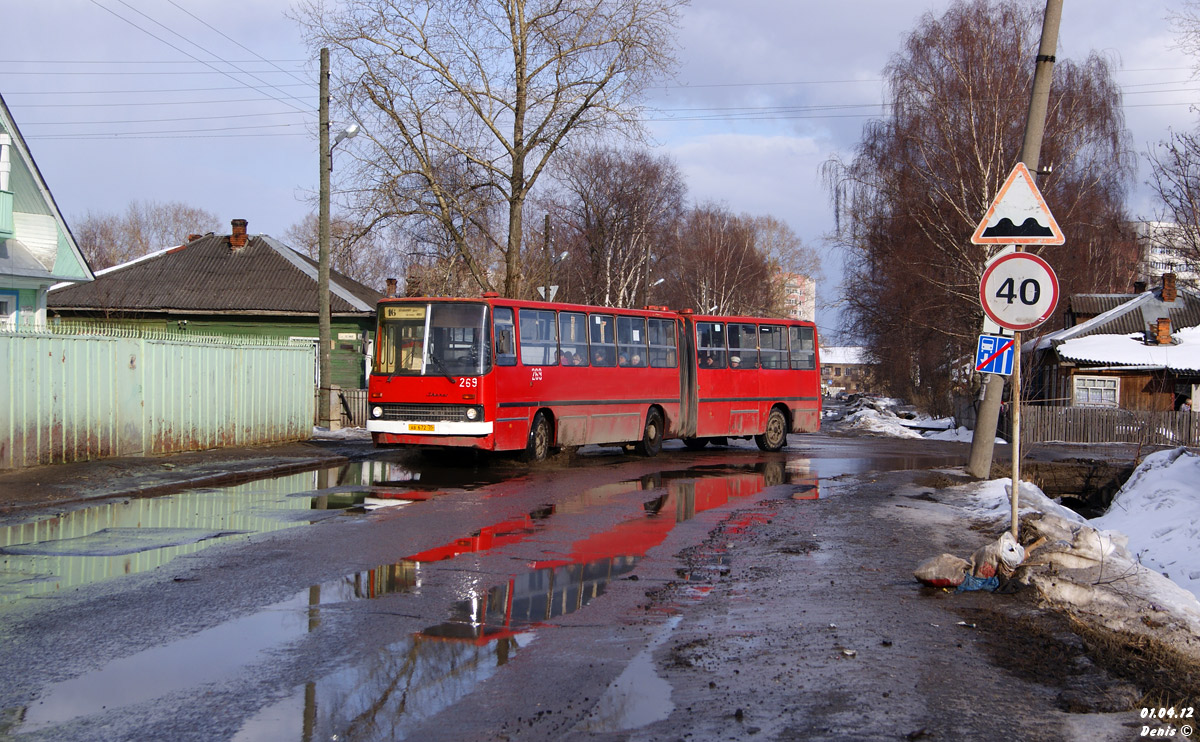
[{"left": 318, "top": 47, "right": 360, "bottom": 429}]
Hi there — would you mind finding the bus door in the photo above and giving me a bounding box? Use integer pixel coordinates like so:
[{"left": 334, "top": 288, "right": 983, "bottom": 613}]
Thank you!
[{"left": 677, "top": 316, "right": 698, "bottom": 438}]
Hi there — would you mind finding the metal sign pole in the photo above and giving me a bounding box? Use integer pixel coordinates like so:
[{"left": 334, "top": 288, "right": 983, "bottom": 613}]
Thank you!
[{"left": 1010, "top": 330, "right": 1021, "bottom": 539}]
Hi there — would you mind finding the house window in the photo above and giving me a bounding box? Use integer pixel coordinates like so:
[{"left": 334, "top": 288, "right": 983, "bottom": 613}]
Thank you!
[
  {"left": 0, "top": 291, "right": 18, "bottom": 331},
  {"left": 1073, "top": 375, "right": 1119, "bottom": 407}
]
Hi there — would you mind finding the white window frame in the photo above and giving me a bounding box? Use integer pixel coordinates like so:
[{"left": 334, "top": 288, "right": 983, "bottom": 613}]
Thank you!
[
  {"left": 1073, "top": 374, "right": 1119, "bottom": 408},
  {"left": 0, "top": 292, "right": 16, "bottom": 331}
]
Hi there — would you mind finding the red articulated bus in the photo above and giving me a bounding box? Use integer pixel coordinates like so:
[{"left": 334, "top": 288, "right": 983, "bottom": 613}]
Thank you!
[{"left": 365, "top": 293, "right": 821, "bottom": 460}]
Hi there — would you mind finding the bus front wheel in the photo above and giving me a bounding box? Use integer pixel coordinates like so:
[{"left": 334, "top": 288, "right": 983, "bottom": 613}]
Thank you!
[
  {"left": 755, "top": 407, "right": 788, "bottom": 452},
  {"left": 635, "top": 409, "right": 664, "bottom": 457},
  {"left": 523, "top": 412, "right": 552, "bottom": 462}
]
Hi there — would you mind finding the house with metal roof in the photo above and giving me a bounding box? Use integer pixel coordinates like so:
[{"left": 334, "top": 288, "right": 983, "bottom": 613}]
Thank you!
[
  {"left": 1026, "top": 273, "right": 1200, "bottom": 411},
  {"left": 47, "top": 219, "right": 383, "bottom": 390},
  {"left": 0, "top": 92, "right": 94, "bottom": 328}
]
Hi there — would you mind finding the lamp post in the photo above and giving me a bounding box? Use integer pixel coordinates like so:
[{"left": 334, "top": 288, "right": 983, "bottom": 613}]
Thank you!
[{"left": 318, "top": 47, "right": 359, "bottom": 429}]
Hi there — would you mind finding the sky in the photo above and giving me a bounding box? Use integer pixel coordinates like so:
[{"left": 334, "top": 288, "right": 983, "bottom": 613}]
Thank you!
[{"left": 2, "top": 0, "right": 1198, "bottom": 340}]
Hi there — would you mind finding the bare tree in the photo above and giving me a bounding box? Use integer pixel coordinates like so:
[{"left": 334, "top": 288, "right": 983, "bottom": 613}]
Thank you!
[
  {"left": 72, "top": 200, "right": 222, "bottom": 270},
  {"left": 1148, "top": 130, "right": 1200, "bottom": 290},
  {"left": 659, "top": 204, "right": 772, "bottom": 316},
  {"left": 295, "top": 0, "right": 687, "bottom": 299},
  {"left": 547, "top": 147, "right": 685, "bottom": 307},
  {"left": 748, "top": 215, "right": 822, "bottom": 318},
  {"left": 285, "top": 213, "right": 406, "bottom": 292},
  {"left": 823, "top": 0, "right": 1135, "bottom": 410}
]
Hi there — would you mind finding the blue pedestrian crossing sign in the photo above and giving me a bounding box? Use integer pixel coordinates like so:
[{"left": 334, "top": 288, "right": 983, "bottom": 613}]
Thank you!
[{"left": 975, "top": 334, "right": 1015, "bottom": 376}]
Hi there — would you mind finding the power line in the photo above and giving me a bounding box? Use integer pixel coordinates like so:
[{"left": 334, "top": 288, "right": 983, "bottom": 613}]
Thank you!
[{"left": 84, "top": 0, "right": 310, "bottom": 116}]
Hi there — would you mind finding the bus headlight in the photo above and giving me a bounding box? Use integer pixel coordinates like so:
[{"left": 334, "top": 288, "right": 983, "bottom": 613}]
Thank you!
[
  {"left": 371, "top": 406, "right": 383, "bottom": 419},
  {"left": 466, "top": 407, "right": 479, "bottom": 421}
]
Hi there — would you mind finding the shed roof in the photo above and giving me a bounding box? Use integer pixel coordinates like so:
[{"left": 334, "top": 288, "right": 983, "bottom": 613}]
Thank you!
[
  {"left": 1035, "top": 285, "right": 1200, "bottom": 349},
  {"left": 47, "top": 232, "right": 381, "bottom": 315}
]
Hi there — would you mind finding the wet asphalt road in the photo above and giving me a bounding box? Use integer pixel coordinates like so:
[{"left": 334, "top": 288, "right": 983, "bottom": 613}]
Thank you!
[{"left": 0, "top": 425, "right": 1148, "bottom": 741}]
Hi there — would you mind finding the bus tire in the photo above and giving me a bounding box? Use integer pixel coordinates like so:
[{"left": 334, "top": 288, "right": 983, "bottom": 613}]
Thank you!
[
  {"left": 523, "top": 412, "right": 552, "bottom": 462},
  {"left": 755, "top": 407, "right": 788, "bottom": 452},
  {"left": 683, "top": 437, "right": 708, "bottom": 451},
  {"left": 635, "top": 409, "right": 664, "bottom": 457}
]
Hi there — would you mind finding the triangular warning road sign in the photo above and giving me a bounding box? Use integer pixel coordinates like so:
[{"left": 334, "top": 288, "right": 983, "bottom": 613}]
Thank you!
[{"left": 971, "top": 162, "right": 1065, "bottom": 245}]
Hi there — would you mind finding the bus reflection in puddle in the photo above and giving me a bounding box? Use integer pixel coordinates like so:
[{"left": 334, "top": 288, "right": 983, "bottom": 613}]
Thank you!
[{"left": 233, "top": 462, "right": 820, "bottom": 741}]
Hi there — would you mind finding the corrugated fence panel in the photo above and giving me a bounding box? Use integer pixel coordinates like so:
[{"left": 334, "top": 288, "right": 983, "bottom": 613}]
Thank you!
[{"left": 1, "top": 327, "right": 317, "bottom": 469}]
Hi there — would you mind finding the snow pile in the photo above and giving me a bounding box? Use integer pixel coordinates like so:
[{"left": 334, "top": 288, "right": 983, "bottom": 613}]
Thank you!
[
  {"left": 953, "top": 477, "right": 1085, "bottom": 525},
  {"left": 838, "top": 396, "right": 939, "bottom": 439},
  {"left": 311, "top": 426, "right": 372, "bottom": 441},
  {"left": 1090, "top": 447, "right": 1200, "bottom": 601},
  {"left": 930, "top": 449, "right": 1200, "bottom": 658}
]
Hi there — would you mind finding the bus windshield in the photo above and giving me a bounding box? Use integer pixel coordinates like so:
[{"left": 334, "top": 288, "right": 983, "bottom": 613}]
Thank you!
[{"left": 374, "top": 302, "right": 491, "bottom": 377}]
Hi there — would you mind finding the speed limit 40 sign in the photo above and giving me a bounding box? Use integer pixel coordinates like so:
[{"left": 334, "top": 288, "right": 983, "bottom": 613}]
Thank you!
[{"left": 979, "top": 252, "right": 1059, "bottom": 331}]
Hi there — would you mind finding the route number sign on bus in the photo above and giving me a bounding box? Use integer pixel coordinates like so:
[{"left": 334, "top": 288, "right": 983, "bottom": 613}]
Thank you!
[{"left": 979, "top": 252, "right": 1059, "bottom": 331}]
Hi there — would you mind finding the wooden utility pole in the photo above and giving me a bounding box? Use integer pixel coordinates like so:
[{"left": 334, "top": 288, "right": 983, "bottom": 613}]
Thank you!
[
  {"left": 967, "top": 0, "right": 1063, "bottom": 479},
  {"left": 318, "top": 48, "right": 333, "bottom": 429}
]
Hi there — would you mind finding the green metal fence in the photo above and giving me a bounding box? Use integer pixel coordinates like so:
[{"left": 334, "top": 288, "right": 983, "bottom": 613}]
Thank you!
[{"left": 1, "top": 323, "right": 316, "bottom": 470}]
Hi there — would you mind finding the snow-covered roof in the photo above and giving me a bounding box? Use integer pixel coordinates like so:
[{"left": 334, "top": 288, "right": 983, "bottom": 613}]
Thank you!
[
  {"left": 820, "top": 346, "right": 870, "bottom": 365},
  {"left": 1052, "top": 327, "right": 1200, "bottom": 372}
]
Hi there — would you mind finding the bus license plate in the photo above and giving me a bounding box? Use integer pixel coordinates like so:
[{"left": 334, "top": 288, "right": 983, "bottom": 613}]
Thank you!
[{"left": 408, "top": 423, "right": 435, "bottom": 432}]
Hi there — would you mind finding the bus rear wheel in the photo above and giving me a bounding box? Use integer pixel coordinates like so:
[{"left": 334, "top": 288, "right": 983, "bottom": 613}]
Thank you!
[
  {"left": 635, "top": 409, "right": 664, "bottom": 457},
  {"left": 523, "top": 412, "right": 552, "bottom": 462},
  {"left": 755, "top": 407, "right": 788, "bottom": 452}
]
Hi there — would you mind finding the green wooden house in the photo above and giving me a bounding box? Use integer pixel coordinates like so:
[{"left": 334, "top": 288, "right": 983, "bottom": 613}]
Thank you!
[
  {"left": 47, "top": 219, "right": 383, "bottom": 390},
  {"left": 1, "top": 93, "right": 95, "bottom": 325}
]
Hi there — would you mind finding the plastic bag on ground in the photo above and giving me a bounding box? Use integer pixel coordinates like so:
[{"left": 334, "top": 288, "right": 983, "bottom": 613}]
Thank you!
[{"left": 913, "top": 553, "right": 969, "bottom": 588}]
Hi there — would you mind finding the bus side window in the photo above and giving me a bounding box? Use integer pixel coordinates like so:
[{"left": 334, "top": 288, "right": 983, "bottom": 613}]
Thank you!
[
  {"left": 789, "top": 326, "right": 816, "bottom": 370},
  {"left": 494, "top": 307, "right": 516, "bottom": 366},
  {"left": 759, "top": 324, "right": 787, "bottom": 369},
  {"left": 589, "top": 313, "right": 616, "bottom": 366},
  {"left": 559, "top": 311, "right": 589, "bottom": 366},
  {"left": 696, "top": 321, "right": 726, "bottom": 368},
  {"left": 617, "top": 316, "right": 648, "bottom": 367},
  {"left": 519, "top": 308, "right": 559, "bottom": 365},
  {"left": 728, "top": 323, "right": 758, "bottom": 369},
  {"left": 648, "top": 318, "right": 678, "bottom": 368}
]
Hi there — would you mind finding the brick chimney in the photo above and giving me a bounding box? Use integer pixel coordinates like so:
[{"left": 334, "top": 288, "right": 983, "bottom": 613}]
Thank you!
[
  {"left": 187, "top": 233, "right": 201, "bottom": 242},
  {"left": 1133, "top": 280, "right": 1147, "bottom": 293},
  {"left": 1154, "top": 317, "right": 1172, "bottom": 345},
  {"left": 1162, "top": 272, "right": 1177, "bottom": 303},
  {"left": 385, "top": 278, "right": 397, "bottom": 298},
  {"left": 230, "top": 218, "right": 248, "bottom": 250}
]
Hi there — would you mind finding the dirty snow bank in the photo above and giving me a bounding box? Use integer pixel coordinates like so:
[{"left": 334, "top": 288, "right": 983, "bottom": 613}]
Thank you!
[
  {"left": 831, "top": 397, "right": 1008, "bottom": 444},
  {"left": 937, "top": 449, "right": 1200, "bottom": 661},
  {"left": 311, "top": 426, "right": 371, "bottom": 441}
]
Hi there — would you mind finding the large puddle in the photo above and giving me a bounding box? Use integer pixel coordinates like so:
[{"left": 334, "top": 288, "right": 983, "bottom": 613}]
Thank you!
[
  {"left": 7, "top": 451, "right": 962, "bottom": 738},
  {"left": 0, "top": 460, "right": 495, "bottom": 604}
]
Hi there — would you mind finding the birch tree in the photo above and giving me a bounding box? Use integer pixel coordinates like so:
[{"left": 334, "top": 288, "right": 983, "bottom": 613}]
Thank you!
[
  {"left": 295, "top": 0, "right": 686, "bottom": 298},
  {"left": 823, "top": 0, "right": 1134, "bottom": 409},
  {"left": 548, "top": 147, "right": 685, "bottom": 307}
]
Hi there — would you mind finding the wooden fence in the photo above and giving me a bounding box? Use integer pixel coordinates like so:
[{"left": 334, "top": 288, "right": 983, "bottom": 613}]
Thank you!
[{"left": 1018, "top": 404, "right": 1198, "bottom": 448}]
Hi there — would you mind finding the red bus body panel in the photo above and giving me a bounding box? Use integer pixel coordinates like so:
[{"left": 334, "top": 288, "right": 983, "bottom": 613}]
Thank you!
[{"left": 367, "top": 298, "right": 820, "bottom": 452}]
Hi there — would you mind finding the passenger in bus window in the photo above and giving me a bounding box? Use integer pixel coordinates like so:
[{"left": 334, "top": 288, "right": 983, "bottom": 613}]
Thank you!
[
  {"left": 730, "top": 355, "right": 742, "bottom": 368},
  {"left": 630, "top": 353, "right": 643, "bottom": 367},
  {"left": 561, "top": 350, "right": 575, "bottom": 366},
  {"left": 618, "top": 353, "right": 629, "bottom": 366},
  {"left": 702, "top": 354, "right": 715, "bottom": 367}
]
